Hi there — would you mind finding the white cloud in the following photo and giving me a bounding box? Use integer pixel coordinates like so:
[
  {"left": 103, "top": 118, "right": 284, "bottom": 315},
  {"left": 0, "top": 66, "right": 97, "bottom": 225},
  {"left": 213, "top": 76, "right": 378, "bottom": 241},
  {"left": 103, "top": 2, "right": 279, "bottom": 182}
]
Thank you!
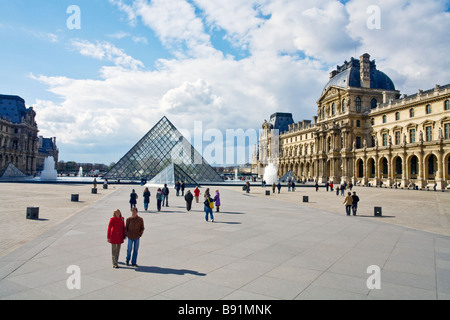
[
  {"left": 71, "top": 39, "right": 144, "bottom": 70},
  {"left": 109, "top": 0, "right": 138, "bottom": 26},
  {"left": 160, "top": 79, "right": 224, "bottom": 113}
]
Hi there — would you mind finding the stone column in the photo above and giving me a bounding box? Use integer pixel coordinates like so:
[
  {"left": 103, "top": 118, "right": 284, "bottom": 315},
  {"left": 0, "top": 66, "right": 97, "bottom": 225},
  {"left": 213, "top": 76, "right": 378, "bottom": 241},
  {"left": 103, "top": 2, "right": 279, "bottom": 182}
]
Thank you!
[
  {"left": 417, "top": 151, "right": 425, "bottom": 189},
  {"left": 436, "top": 149, "right": 444, "bottom": 190}
]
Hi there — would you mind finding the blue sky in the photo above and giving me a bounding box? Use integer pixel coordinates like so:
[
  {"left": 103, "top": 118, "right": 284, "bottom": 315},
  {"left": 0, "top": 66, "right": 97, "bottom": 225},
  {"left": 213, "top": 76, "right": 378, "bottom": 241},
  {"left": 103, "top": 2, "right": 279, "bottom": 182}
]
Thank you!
[{"left": 0, "top": 0, "right": 449, "bottom": 165}]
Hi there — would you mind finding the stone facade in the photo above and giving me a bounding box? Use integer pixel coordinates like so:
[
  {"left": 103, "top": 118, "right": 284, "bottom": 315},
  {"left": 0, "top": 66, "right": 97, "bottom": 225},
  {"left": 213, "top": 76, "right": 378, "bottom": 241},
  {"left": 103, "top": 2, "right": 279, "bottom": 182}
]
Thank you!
[
  {"left": 0, "top": 95, "right": 39, "bottom": 175},
  {"left": 253, "top": 54, "right": 450, "bottom": 190}
]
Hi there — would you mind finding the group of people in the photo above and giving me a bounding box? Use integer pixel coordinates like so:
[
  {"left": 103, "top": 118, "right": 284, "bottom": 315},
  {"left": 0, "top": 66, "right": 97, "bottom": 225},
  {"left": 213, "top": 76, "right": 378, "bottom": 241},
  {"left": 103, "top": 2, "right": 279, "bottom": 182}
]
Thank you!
[
  {"left": 107, "top": 207, "right": 144, "bottom": 268},
  {"left": 107, "top": 185, "right": 223, "bottom": 269},
  {"left": 343, "top": 191, "right": 360, "bottom": 216},
  {"left": 129, "top": 185, "right": 221, "bottom": 215}
]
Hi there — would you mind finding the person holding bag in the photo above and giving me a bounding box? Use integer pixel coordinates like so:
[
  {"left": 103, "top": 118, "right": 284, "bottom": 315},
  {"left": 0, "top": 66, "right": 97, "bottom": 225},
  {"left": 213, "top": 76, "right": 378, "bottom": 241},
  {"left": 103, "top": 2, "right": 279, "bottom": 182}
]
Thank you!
[{"left": 203, "top": 188, "right": 214, "bottom": 222}]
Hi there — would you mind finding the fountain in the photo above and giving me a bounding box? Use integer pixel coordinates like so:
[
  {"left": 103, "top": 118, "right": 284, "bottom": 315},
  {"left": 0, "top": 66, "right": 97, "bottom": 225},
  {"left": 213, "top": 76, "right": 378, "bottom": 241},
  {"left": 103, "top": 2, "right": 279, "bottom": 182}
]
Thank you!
[
  {"left": 78, "top": 166, "right": 83, "bottom": 177},
  {"left": 40, "top": 156, "right": 58, "bottom": 181},
  {"left": 263, "top": 163, "right": 278, "bottom": 185}
]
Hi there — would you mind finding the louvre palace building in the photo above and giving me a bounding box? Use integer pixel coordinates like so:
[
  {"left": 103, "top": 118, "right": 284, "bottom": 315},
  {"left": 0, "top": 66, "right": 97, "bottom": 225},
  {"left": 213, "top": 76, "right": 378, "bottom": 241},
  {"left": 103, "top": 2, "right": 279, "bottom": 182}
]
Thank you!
[
  {"left": 0, "top": 94, "right": 58, "bottom": 176},
  {"left": 253, "top": 53, "right": 450, "bottom": 190}
]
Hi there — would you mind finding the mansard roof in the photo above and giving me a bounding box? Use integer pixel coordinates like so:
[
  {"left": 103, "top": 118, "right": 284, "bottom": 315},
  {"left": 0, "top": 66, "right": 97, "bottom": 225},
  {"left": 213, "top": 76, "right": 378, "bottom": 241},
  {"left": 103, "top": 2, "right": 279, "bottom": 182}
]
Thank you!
[{"left": 322, "top": 56, "right": 396, "bottom": 94}]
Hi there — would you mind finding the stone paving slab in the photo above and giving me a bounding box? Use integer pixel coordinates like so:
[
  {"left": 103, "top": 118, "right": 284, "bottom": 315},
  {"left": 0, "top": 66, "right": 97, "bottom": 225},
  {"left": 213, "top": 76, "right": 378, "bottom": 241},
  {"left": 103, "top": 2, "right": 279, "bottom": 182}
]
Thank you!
[{"left": 0, "top": 183, "right": 449, "bottom": 300}]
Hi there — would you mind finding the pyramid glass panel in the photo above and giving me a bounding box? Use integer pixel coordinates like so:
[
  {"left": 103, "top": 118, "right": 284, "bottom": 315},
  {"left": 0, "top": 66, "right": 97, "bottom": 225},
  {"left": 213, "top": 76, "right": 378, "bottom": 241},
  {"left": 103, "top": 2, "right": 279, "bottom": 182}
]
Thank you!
[{"left": 104, "top": 117, "right": 223, "bottom": 183}]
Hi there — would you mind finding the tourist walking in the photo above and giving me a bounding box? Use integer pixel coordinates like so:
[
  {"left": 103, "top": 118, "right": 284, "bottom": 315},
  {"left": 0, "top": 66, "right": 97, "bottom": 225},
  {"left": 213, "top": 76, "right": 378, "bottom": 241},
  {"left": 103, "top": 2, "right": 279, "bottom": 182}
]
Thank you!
[
  {"left": 204, "top": 188, "right": 214, "bottom": 222},
  {"left": 343, "top": 192, "right": 353, "bottom": 216},
  {"left": 315, "top": 182, "right": 319, "bottom": 192},
  {"left": 194, "top": 186, "right": 201, "bottom": 203},
  {"left": 143, "top": 187, "right": 150, "bottom": 211},
  {"left": 340, "top": 184, "right": 345, "bottom": 196},
  {"left": 107, "top": 209, "right": 125, "bottom": 268},
  {"left": 129, "top": 189, "right": 138, "bottom": 210},
  {"left": 125, "top": 207, "right": 145, "bottom": 267},
  {"left": 336, "top": 185, "right": 340, "bottom": 196},
  {"left": 156, "top": 188, "right": 163, "bottom": 212},
  {"left": 184, "top": 190, "right": 193, "bottom": 211},
  {"left": 292, "top": 181, "right": 296, "bottom": 192},
  {"left": 272, "top": 182, "right": 276, "bottom": 193},
  {"left": 162, "top": 184, "right": 169, "bottom": 206},
  {"left": 181, "top": 181, "right": 185, "bottom": 196},
  {"left": 214, "top": 190, "right": 221, "bottom": 212},
  {"left": 175, "top": 181, "right": 181, "bottom": 196},
  {"left": 351, "top": 191, "right": 360, "bottom": 216},
  {"left": 277, "top": 182, "right": 281, "bottom": 193}
]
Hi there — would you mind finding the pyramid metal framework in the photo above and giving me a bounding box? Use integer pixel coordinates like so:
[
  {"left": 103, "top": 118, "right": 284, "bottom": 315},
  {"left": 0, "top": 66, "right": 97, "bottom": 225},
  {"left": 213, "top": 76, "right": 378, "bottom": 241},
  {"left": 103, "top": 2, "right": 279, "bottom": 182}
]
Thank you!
[{"left": 104, "top": 116, "right": 223, "bottom": 184}]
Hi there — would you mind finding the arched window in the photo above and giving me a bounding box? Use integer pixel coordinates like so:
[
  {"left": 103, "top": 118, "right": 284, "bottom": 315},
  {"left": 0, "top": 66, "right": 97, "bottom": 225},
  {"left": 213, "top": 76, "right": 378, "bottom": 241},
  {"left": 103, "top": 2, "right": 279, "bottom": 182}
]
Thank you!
[
  {"left": 382, "top": 115, "right": 387, "bottom": 123},
  {"left": 371, "top": 98, "right": 378, "bottom": 109},
  {"left": 426, "top": 104, "right": 432, "bottom": 114},
  {"left": 395, "top": 112, "right": 400, "bottom": 121},
  {"left": 355, "top": 97, "right": 362, "bottom": 112}
]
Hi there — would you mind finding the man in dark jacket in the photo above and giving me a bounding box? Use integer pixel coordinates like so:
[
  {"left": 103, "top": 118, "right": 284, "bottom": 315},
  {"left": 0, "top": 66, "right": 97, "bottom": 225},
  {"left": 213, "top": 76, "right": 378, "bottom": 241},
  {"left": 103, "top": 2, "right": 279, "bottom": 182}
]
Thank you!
[
  {"left": 162, "top": 184, "right": 169, "bottom": 207},
  {"left": 351, "top": 191, "right": 360, "bottom": 216},
  {"left": 184, "top": 190, "right": 193, "bottom": 211},
  {"left": 125, "top": 208, "right": 145, "bottom": 267}
]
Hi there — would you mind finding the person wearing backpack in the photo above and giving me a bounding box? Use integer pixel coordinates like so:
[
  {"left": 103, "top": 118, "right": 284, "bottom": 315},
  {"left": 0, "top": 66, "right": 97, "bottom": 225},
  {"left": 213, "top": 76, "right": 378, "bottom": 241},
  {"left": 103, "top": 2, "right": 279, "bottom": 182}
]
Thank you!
[{"left": 156, "top": 188, "right": 163, "bottom": 212}]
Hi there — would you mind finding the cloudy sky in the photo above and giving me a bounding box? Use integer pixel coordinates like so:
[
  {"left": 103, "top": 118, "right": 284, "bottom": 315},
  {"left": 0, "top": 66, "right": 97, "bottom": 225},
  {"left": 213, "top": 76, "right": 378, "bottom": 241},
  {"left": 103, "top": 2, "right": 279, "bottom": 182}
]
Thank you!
[{"left": 0, "top": 0, "right": 449, "bottom": 165}]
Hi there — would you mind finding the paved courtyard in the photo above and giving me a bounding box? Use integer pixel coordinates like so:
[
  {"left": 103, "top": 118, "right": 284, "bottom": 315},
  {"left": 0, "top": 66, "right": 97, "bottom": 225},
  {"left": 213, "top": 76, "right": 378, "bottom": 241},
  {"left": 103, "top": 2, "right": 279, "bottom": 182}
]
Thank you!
[{"left": 0, "top": 182, "right": 449, "bottom": 300}]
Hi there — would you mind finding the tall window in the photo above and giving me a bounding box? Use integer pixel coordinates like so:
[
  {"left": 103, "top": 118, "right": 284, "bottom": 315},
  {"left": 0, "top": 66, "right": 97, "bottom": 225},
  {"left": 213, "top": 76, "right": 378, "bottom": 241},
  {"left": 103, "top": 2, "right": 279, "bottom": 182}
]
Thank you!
[
  {"left": 426, "top": 126, "right": 433, "bottom": 142},
  {"left": 410, "top": 108, "right": 415, "bottom": 118},
  {"left": 356, "top": 136, "right": 361, "bottom": 149},
  {"left": 331, "top": 103, "right": 335, "bottom": 116},
  {"left": 383, "top": 115, "right": 387, "bottom": 123},
  {"left": 395, "top": 131, "right": 401, "bottom": 145},
  {"left": 411, "top": 156, "right": 418, "bottom": 175},
  {"left": 355, "top": 97, "right": 362, "bottom": 112},
  {"left": 382, "top": 133, "right": 388, "bottom": 146},
  {"left": 342, "top": 99, "right": 346, "bottom": 113},
  {"left": 395, "top": 112, "right": 400, "bottom": 121},
  {"left": 446, "top": 100, "right": 450, "bottom": 111},
  {"left": 426, "top": 104, "right": 432, "bottom": 114},
  {"left": 445, "top": 123, "right": 450, "bottom": 140},
  {"left": 409, "top": 128, "right": 416, "bottom": 143}
]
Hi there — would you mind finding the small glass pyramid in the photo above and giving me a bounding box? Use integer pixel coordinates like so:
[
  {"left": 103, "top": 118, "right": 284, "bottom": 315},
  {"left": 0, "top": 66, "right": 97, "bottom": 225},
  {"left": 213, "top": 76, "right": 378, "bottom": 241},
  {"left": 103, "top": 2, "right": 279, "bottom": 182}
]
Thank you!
[
  {"left": 104, "top": 116, "right": 223, "bottom": 184},
  {"left": 0, "top": 162, "right": 26, "bottom": 178}
]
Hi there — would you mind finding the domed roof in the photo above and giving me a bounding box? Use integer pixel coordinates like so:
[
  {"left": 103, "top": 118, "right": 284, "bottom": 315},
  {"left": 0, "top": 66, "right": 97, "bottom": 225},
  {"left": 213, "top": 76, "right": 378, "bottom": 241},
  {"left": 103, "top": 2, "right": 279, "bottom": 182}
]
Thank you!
[{"left": 323, "top": 55, "right": 395, "bottom": 94}]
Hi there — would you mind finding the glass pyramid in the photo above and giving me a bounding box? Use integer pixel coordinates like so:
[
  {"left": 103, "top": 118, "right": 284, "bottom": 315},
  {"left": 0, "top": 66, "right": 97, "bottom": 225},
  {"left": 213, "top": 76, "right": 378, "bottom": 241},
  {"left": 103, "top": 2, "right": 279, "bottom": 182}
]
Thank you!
[
  {"left": 0, "top": 162, "right": 26, "bottom": 178},
  {"left": 104, "top": 116, "right": 223, "bottom": 184}
]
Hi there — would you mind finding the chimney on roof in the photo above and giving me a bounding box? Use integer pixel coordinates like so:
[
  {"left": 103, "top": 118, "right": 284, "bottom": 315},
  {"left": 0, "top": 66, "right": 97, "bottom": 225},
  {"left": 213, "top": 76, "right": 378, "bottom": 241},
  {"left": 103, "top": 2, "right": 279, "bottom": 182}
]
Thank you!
[{"left": 360, "top": 53, "right": 371, "bottom": 88}]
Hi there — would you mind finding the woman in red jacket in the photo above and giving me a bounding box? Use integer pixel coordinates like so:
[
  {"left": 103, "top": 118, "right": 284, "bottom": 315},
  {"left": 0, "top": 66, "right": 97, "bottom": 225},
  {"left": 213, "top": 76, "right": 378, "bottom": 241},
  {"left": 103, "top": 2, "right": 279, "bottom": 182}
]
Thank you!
[{"left": 107, "top": 209, "right": 125, "bottom": 268}]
